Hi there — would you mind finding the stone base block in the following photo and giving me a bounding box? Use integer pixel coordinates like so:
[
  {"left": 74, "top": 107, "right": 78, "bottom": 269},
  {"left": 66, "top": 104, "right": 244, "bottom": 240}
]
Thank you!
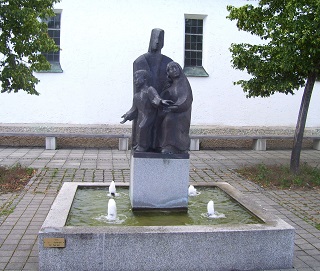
[
  {"left": 130, "top": 152, "right": 189, "bottom": 210},
  {"left": 118, "top": 138, "right": 129, "bottom": 151},
  {"left": 45, "top": 137, "right": 57, "bottom": 150},
  {"left": 190, "top": 138, "right": 199, "bottom": 150},
  {"left": 314, "top": 139, "right": 320, "bottom": 150},
  {"left": 253, "top": 138, "right": 267, "bottom": 151}
]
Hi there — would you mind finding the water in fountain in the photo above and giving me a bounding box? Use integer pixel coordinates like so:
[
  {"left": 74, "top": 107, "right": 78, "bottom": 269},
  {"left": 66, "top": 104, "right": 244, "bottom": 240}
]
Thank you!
[
  {"left": 207, "top": 200, "right": 214, "bottom": 215},
  {"left": 188, "top": 185, "right": 198, "bottom": 196},
  {"left": 206, "top": 200, "right": 225, "bottom": 219},
  {"left": 108, "top": 181, "right": 118, "bottom": 196},
  {"left": 94, "top": 182, "right": 127, "bottom": 224},
  {"left": 106, "top": 199, "right": 117, "bottom": 220},
  {"left": 66, "top": 186, "right": 262, "bottom": 226}
]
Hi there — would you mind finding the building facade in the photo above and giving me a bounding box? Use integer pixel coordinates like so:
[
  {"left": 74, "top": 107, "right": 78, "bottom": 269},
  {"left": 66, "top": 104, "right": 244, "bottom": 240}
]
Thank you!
[{"left": 0, "top": 0, "right": 319, "bottom": 130}]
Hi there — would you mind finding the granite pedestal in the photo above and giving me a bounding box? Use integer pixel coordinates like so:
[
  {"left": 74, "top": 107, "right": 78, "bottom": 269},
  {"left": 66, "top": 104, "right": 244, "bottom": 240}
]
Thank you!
[{"left": 130, "top": 152, "right": 190, "bottom": 210}]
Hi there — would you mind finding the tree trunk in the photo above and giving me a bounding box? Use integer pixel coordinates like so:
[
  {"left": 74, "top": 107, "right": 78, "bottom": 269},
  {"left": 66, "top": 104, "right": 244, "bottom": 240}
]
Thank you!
[{"left": 290, "top": 72, "right": 317, "bottom": 174}]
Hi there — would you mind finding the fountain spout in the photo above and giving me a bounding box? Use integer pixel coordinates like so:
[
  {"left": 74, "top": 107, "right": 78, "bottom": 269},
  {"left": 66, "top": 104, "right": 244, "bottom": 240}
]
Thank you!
[
  {"left": 207, "top": 200, "right": 214, "bottom": 216},
  {"left": 207, "top": 200, "right": 225, "bottom": 219},
  {"left": 188, "top": 185, "right": 197, "bottom": 196},
  {"left": 109, "top": 181, "right": 116, "bottom": 196},
  {"left": 107, "top": 198, "right": 117, "bottom": 221}
]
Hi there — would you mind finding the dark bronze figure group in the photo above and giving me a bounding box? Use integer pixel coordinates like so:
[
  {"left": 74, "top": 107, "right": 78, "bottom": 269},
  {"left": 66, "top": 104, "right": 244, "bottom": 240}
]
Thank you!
[{"left": 121, "top": 28, "right": 193, "bottom": 154}]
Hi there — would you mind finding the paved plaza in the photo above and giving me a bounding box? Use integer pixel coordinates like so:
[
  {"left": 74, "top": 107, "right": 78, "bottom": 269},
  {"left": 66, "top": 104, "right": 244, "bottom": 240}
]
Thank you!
[{"left": 0, "top": 147, "right": 319, "bottom": 270}]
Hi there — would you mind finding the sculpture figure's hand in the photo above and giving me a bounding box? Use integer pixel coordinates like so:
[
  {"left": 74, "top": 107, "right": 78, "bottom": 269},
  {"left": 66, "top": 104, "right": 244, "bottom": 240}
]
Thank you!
[
  {"left": 167, "top": 105, "right": 178, "bottom": 110},
  {"left": 162, "top": 105, "right": 178, "bottom": 113},
  {"left": 120, "top": 114, "right": 129, "bottom": 124},
  {"left": 161, "top": 100, "right": 174, "bottom": 106}
]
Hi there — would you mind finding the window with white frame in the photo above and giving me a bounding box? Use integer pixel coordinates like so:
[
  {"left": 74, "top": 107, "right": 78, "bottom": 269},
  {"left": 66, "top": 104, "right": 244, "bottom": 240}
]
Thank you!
[
  {"left": 183, "top": 14, "right": 208, "bottom": 77},
  {"left": 41, "top": 11, "right": 63, "bottom": 72}
]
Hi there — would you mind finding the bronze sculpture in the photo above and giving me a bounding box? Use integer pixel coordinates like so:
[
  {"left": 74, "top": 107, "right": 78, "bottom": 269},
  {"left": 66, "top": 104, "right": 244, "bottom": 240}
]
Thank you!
[
  {"left": 121, "top": 70, "right": 173, "bottom": 152},
  {"left": 158, "top": 62, "right": 193, "bottom": 154},
  {"left": 132, "top": 28, "right": 173, "bottom": 150},
  {"left": 121, "top": 29, "right": 193, "bottom": 154}
]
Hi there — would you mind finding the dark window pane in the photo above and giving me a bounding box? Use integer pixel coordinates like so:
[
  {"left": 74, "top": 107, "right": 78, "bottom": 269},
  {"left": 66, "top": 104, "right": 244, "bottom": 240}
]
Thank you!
[
  {"left": 48, "top": 30, "right": 54, "bottom": 37},
  {"left": 190, "top": 35, "right": 197, "bottom": 43},
  {"left": 192, "top": 19, "right": 198, "bottom": 27},
  {"left": 184, "top": 18, "right": 203, "bottom": 67},
  {"left": 54, "top": 37, "right": 60, "bottom": 45},
  {"left": 53, "top": 54, "right": 59, "bottom": 62},
  {"left": 43, "top": 13, "right": 61, "bottom": 64},
  {"left": 47, "top": 20, "right": 54, "bottom": 29},
  {"left": 54, "top": 14, "right": 61, "bottom": 27}
]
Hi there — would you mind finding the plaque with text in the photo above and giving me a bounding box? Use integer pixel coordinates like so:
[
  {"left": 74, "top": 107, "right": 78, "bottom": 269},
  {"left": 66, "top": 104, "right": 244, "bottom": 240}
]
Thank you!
[{"left": 43, "top": 238, "right": 66, "bottom": 248}]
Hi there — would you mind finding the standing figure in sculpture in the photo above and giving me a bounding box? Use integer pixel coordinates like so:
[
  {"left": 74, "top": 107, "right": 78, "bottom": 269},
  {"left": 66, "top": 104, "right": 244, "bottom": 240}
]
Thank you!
[
  {"left": 158, "top": 62, "right": 193, "bottom": 154},
  {"left": 132, "top": 28, "right": 173, "bottom": 150},
  {"left": 121, "top": 70, "right": 173, "bottom": 152}
]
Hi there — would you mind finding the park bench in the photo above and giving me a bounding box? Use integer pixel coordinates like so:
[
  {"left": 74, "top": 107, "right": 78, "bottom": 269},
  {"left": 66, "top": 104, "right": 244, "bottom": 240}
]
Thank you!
[
  {"left": 0, "top": 132, "right": 130, "bottom": 151},
  {"left": 189, "top": 135, "right": 320, "bottom": 151},
  {"left": 0, "top": 132, "right": 319, "bottom": 151}
]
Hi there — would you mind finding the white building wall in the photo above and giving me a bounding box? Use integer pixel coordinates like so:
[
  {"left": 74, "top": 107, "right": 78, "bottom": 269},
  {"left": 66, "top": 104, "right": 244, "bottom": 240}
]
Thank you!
[{"left": 0, "top": 0, "right": 319, "bottom": 128}]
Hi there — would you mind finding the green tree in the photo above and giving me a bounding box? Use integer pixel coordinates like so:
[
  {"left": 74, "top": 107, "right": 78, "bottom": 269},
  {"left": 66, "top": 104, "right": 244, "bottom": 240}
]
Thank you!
[
  {"left": 0, "top": 0, "right": 60, "bottom": 95},
  {"left": 227, "top": 0, "right": 320, "bottom": 174}
]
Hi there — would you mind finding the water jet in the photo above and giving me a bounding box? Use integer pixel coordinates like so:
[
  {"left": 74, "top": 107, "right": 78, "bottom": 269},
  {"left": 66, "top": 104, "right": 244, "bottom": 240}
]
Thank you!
[
  {"left": 108, "top": 180, "right": 116, "bottom": 197},
  {"left": 188, "top": 185, "right": 198, "bottom": 196},
  {"left": 106, "top": 198, "right": 117, "bottom": 221}
]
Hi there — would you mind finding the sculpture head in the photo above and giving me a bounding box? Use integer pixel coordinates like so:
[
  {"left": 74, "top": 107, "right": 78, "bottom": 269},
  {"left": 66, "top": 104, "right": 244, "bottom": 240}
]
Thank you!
[
  {"left": 166, "top": 62, "right": 182, "bottom": 80},
  {"left": 133, "top": 70, "right": 149, "bottom": 89},
  {"left": 148, "top": 28, "right": 164, "bottom": 53}
]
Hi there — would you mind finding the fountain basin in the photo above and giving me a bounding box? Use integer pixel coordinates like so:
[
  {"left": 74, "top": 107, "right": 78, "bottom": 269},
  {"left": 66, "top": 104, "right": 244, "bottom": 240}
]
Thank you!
[
  {"left": 38, "top": 182, "right": 294, "bottom": 271},
  {"left": 66, "top": 186, "right": 262, "bottom": 226}
]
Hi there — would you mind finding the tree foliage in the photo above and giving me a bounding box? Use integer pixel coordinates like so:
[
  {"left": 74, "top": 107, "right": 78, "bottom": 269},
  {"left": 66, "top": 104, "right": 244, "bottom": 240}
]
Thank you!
[
  {"left": 227, "top": 1, "right": 320, "bottom": 174},
  {"left": 227, "top": 0, "right": 320, "bottom": 98},
  {"left": 0, "top": 0, "right": 60, "bottom": 95}
]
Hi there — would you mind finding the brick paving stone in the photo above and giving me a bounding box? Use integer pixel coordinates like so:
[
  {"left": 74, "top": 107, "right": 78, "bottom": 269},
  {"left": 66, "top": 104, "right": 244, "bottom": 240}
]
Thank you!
[
  {"left": 293, "top": 258, "right": 310, "bottom": 268},
  {"left": 5, "top": 261, "right": 25, "bottom": 270},
  {"left": 9, "top": 256, "right": 29, "bottom": 263},
  {"left": 23, "top": 262, "right": 38, "bottom": 270},
  {"left": 0, "top": 250, "right": 14, "bottom": 258},
  {"left": 0, "top": 256, "right": 11, "bottom": 263}
]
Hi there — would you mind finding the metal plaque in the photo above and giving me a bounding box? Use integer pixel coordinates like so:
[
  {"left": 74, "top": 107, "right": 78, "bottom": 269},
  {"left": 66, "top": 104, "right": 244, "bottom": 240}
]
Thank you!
[{"left": 43, "top": 238, "right": 66, "bottom": 248}]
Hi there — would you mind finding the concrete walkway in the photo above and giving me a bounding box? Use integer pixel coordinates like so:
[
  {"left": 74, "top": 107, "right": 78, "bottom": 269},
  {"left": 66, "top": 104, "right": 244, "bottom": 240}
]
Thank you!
[{"left": 0, "top": 147, "right": 319, "bottom": 271}]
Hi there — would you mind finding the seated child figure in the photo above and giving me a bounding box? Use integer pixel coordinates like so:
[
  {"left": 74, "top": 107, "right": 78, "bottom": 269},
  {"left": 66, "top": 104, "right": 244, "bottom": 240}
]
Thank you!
[{"left": 120, "top": 70, "right": 173, "bottom": 152}]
